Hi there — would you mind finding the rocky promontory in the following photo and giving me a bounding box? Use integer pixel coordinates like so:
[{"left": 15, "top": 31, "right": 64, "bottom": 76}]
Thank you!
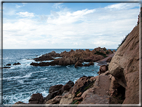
[{"left": 30, "top": 47, "right": 114, "bottom": 67}]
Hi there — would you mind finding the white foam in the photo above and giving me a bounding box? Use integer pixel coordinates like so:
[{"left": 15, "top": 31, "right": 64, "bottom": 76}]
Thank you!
[
  {"left": 3, "top": 72, "right": 32, "bottom": 80},
  {"left": 23, "top": 72, "right": 32, "bottom": 78},
  {"left": 41, "top": 90, "right": 49, "bottom": 97},
  {"left": 17, "top": 80, "right": 24, "bottom": 84}
]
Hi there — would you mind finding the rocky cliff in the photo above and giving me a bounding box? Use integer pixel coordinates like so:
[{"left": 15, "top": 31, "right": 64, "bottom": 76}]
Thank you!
[{"left": 109, "top": 10, "right": 141, "bottom": 103}]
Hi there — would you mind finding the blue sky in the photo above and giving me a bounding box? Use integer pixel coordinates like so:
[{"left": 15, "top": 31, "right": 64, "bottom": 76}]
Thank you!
[{"left": 3, "top": 2, "right": 140, "bottom": 49}]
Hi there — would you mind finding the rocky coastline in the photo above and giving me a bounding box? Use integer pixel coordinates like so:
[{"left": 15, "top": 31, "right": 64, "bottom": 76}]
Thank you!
[{"left": 12, "top": 7, "right": 141, "bottom": 106}]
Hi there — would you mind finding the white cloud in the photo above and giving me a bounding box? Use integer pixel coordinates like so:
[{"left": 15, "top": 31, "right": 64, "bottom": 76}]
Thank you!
[
  {"left": 16, "top": 12, "right": 34, "bottom": 18},
  {"left": 3, "top": 3, "right": 140, "bottom": 49},
  {"left": 105, "top": 3, "right": 139, "bottom": 10},
  {"left": 47, "top": 9, "right": 96, "bottom": 24},
  {"left": 53, "top": 3, "right": 63, "bottom": 9},
  {"left": 16, "top": 4, "right": 22, "bottom": 8}
]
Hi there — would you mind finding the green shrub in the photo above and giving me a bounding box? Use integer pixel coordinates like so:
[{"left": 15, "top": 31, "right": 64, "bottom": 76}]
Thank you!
[{"left": 95, "top": 51, "right": 107, "bottom": 57}]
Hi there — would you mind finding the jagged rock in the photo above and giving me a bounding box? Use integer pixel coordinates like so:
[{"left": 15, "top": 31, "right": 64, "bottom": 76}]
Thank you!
[
  {"left": 44, "top": 90, "right": 62, "bottom": 102},
  {"left": 34, "top": 55, "right": 54, "bottom": 61},
  {"left": 62, "top": 84, "right": 71, "bottom": 92},
  {"left": 74, "top": 61, "right": 83, "bottom": 68},
  {"left": 45, "top": 96, "right": 62, "bottom": 104},
  {"left": 29, "top": 93, "right": 44, "bottom": 104},
  {"left": 49, "top": 84, "right": 63, "bottom": 93},
  {"left": 65, "top": 81, "right": 74, "bottom": 87},
  {"left": 59, "top": 94, "right": 74, "bottom": 104},
  {"left": 13, "top": 62, "right": 21, "bottom": 65},
  {"left": 70, "top": 76, "right": 95, "bottom": 96}
]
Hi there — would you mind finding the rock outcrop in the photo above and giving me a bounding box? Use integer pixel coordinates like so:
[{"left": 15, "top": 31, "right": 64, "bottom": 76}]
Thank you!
[
  {"left": 31, "top": 47, "right": 114, "bottom": 67},
  {"left": 108, "top": 20, "right": 140, "bottom": 103}
]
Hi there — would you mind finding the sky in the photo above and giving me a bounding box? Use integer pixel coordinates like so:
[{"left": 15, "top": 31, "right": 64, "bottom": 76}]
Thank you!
[{"left": 2, "top": 2, "right": 140, "bottom": 49}]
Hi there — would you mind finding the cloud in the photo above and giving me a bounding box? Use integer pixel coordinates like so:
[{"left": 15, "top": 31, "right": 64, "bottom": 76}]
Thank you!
[
  {"left": 47, "top": 9, "right": 96, "bottom": 24},
  {"left": 3, "top": 3, "right": 140, "bottom": 49},
  {"left": 16, "top": 12, "right": 34, "bottom": 18},
  {"left": 16, "top": 4, "right": 22, "bottom": 8},
  {"left": 53, "top": 3, "right": 63, "bottom": 9},
  {"left": 105, "top": 3, "right": 139, "bottom": 10}
]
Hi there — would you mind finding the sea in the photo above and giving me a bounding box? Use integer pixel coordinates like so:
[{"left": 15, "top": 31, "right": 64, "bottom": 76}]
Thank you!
[{"left": 1, "top": 49, "right": 102, "bottom": 104}]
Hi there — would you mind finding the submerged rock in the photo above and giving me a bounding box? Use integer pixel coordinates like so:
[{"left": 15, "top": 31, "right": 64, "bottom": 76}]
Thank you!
[
  {"left": 13, "top": 62, "right": 21, "bottom": 65},
  {"left": 6, "top": 63, "right": 11, "bottom": 66}
]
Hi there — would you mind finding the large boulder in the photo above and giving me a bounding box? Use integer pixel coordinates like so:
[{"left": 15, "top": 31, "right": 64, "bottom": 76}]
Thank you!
[
  {"left": 98, "top": 65, "right": 108, "bottom": 75},
  {"left": 65, "top": 81, "right": 74, "bottom": 87},
  {"left": 70, "top": 76, "right": 95, "bottom": 96},
  {"left": 109, "top": 23, "right": 140, "bottom": 103},
  {"left": 44, "top": 90, "right": 62, "bottom": 102},
  {"left": 29, "top": 93, "right": 44, "bottom": 104},
  {"left": 49, "top": 84, "right": 63, "bottom": 93}
]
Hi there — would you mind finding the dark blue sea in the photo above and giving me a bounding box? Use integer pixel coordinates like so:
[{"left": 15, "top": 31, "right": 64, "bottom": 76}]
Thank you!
[{"left": 2, "top": 49, "right": 101, "bottom": 104}]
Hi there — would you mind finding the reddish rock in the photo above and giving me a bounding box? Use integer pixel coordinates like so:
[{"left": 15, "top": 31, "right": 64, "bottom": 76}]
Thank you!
[
  {"left": 70, "top": 76, "right": 95, "bottom": 96},
  {"left": 65, "top": 81, "right": 74, "bottom": 87},
  {"left": 106, "top": 57, "right": 112, "bottom": 62},
  {"left": 49, "top": 84, "right": 63, "bottom": 93},
  {"left": 29, "top": 93, "right": 44, "bottom": 104},
  {"left": 44, "top": 90, "right": 62, "bottom": 102},
  {"left": 88, "top": 62, "right": 94, "bottom": 66},
  {"left": 109, "top": 18, "right": 140, "bottom": 103},
  {"left": 34, "top": 55, "right": 54, "bottom": 61},
  {"left": 62, "top": 84, "right": 71, "bottom": 92},
  {"left": 98, "top": 65, "right": 108, "bottom": 74},
  {"left": 45, "top": 96, "right": 62, "bottom": 104},
  {"left": 74, "top": 61, "right": 83, "bottom": 68}
]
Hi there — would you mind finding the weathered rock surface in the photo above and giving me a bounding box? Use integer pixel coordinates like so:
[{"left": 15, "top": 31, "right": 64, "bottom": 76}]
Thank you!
[
  {"left": 30, "top": 47, "right": 114, "bottom": 67},
  {"left": 34, "top": 51, "right": 60, "bottom": 61},
  {"left": 45, "top": 96, "right": 62, "bottom": 104},
  {"left": 109, "top": 23, "right": 140, "bottom": 103},
  {"left": 49, "top": 84, "right": 63, "bottom": 93},
  {"left": 98, "top": 65, "right": 108, "bottom": 75},
  {"left": 29, "top": 93, "right": 44, "bottom": 104}
]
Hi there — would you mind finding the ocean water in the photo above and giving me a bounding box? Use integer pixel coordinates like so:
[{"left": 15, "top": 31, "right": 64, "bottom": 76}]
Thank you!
[{"left": 2, "top": 49, "right": 100, "bottom": 104}]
